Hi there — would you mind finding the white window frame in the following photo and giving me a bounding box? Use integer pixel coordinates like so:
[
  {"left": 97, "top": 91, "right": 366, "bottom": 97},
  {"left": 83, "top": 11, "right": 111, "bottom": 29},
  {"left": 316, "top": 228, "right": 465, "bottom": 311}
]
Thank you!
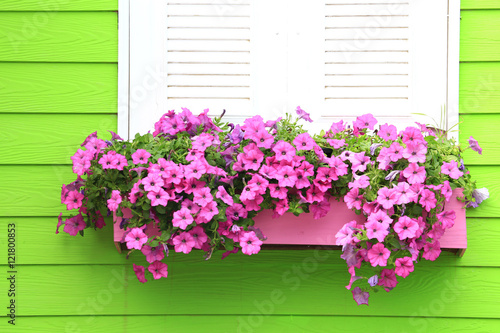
[{"left": 118, "top": 0, "right": 461, "bottom": 140}]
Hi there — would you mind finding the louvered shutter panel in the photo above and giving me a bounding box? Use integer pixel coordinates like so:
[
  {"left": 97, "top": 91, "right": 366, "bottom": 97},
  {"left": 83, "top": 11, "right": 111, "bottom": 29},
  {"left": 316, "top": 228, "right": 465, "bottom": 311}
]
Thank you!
[{"left": 126, "top": 0, "right": 451, "bottom": 136}]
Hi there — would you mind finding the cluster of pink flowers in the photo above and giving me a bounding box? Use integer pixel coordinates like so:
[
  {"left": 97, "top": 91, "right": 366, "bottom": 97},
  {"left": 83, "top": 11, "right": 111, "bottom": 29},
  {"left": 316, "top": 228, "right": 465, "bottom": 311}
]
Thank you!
[{"left": 57, "top": 107, "right": 485, "bottom": 304}]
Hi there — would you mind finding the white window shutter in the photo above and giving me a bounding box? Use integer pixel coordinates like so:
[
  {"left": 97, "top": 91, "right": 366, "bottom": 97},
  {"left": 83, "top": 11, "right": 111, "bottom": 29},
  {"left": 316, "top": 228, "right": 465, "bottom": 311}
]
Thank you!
[{"left": 123, "top": 0, "right": 455, "bottom": 137}]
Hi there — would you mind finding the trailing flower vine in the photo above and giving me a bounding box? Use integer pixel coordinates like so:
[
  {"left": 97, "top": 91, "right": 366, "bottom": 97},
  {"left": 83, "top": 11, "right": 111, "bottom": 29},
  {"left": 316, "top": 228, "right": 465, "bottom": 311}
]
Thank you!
[{"left": 57, "top": 107, "right": 487, "bottom": 305}]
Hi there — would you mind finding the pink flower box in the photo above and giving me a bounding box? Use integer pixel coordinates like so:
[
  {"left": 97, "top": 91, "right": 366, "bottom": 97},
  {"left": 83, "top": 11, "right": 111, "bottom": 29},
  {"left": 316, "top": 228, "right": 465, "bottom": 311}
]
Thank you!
[{"left": 114, "top": 189, "right": 467, "bottom": 256}]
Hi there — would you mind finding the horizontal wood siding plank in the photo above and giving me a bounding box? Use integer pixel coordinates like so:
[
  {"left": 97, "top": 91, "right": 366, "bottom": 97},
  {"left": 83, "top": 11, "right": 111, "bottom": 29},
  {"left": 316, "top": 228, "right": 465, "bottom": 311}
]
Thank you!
[
  {"left": 1, "top": 217, "right": 498, "bottom": 267},
  {"left": 459, "top": 114, "right": 500, "bottom": 165},
  {"left": 0, "top": 114, "right": 117, "bottom": 164},
  {"left": 0, "top": 0, "right": 118, "bottom": 11},
  {"left": 460, "top": 62, "right": 500, "bottom": 114},
  {"left": 462, "top": 1, "right": 500, "bottom": 9},
  {"left": 460, "top": 10, "right": 500, "bottom": 62},
  {"left": 0, "top": 264, "right": 498, "bottom": 317},
  {"left": 0, "top": 166, "right": 496, "bottom": 217},
  {"left": 0, "top": 63, "right": 117, "bottom": 113},
  {"left": 8, "top": 315, "right": 500, "bottom": 332},
  {"left": 0, "top": 12, "right": 117, "bottom": 62}
]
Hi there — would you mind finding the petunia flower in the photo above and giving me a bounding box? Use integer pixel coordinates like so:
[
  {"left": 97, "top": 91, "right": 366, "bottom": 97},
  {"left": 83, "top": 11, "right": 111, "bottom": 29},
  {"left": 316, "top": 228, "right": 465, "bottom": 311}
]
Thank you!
[
  {"left": 272, "top": 140, "right": 296, "bottom": 162},
  {"left": 125, "top": 228, "right": 148, "bottom": 250},
  {"left": 353, "top": 113, "right": 377, "bottom": 130},
  {"left": 378, "top": 269, "right": 398, "bottom": 289},
  {"left": 216, "top": 186, "right": 234, "bottom": 205},
  {"left": 437, "top": 210, "right": 456, "bottom": 229},
  {"left": 239, "top": 231, "right": 263, "bottom": 255},
  {"left": 131, "top": 149, "right": 151, "bottom": 164},
  {"left": 141, "top": 245, "right": 165, "bottom": 263},
  {"left": 147, "top": 188, "right": 170, "bottom": 207},
  {"left": 468, "top": 136, "right": 482, "bottom": 154},
  {"left": 422, "top": 241, "right": 441, "bottom": 261},
  {"left": 394, "top": 216, "right": 419, "bottom": 240},
  {"left": 293, "top": 133, "right": 315, "bottom": 151},
  {"left": 296, "top": 106, "right": 313, "bottom": 122},
  {"left": 441, "top": 160, "right": 463, "bottom": 179},
  {"left": 63, "top": 190, "right": 85, "bottom": 210},
  {"left": 189, "top": 226, "right": 209, "bottom": 249},
  {"left": 351, "top": 287, "right": 370, "bottom": 306},
  {"left": 148, "top": 261, "right": 169, "bottom": 280},
  {"left": 107, "top": 190, "right": 122, "bottom": 212},
  {"left": 367, "top": 243, "right": 390, "bottom": 267},
  {"left": 63, "top": 214, "right": 86, "bottom": 236},
  {"left": 172, "top": 208, "right": 194, "bottom": 230},
  {"left": 376, "top": 187, "right": 397, "bottom": 210},
  {"left": 403, "top": 163, "right": 426, "bottom": 184},
  {"left": 365, "top": 220, "right": 389, "bottom": 242},
  {"left": 172, "top": 232, "right": 196, "bottom": 254},
  {"left": 133, "top": 264, "right": 148, "bottom": 283},
  {"left": 378, "top": 123, "right": 398, "bottom": 141},
  {"left": 395, "top": 257, "right": 414, "bottom": 278}
]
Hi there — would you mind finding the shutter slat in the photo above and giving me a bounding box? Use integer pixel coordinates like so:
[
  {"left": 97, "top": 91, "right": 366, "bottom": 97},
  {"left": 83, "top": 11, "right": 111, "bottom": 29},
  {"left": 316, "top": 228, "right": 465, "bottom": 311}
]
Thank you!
[
  {"left": 326, "top": 16, "right": 408, "bottom": 27},
  {"left": 326, "top": 27, "right": 408, "bottom": 39},
  {"left": 325, "top": 86, "right": 408, "bottom": 98},
  {"left": 326, "top": 50, "right": 408, "bottom": 62},
  {"left": 325, "top": 4, "right": 409, "bottom": 15},
  {"left": 325, "top": 74, "right": 408, "bottom": 86},
  {"left": 326, "top": 63, "right": 408, "bottom": 74},
  {"left": 166, "top": 2, "right": 252, "bottom": 115}
]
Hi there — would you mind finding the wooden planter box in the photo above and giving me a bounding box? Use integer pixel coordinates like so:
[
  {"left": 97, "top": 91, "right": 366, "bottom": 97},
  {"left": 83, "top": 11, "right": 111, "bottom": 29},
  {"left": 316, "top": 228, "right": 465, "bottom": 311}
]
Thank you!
[{"left": 114, "top": 189, "right": 467, "bottom": 256}]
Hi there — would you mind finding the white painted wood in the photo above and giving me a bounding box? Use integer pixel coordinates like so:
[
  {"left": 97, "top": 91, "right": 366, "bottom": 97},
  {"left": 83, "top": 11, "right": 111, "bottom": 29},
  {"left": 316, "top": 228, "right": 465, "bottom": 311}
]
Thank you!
[
  {"left": 447, "top": 0, "right": 461, "bottom": 140},
  {"left": 117, "top": 0, "right": 130, "bottom": 139},
  {"left": 409, "top": 0, "right": 448, "bottom": 129},
  {"left": 120, "top": 0, "right": 459, "bottom": 138},
  {"left": 128, "top": 0, "right": 168, "bottom": 136}
]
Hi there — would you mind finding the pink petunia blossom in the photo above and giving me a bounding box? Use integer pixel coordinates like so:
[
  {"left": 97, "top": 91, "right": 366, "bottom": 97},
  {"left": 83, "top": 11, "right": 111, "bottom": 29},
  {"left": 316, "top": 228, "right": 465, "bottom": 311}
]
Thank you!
[
  {"left": 64, "top": 190, "right": 84, "bottom": 210},
  {"left": 272, "top": 140, "right": 296, "bottom": 162},
  {"left": 327, "top": 138, "right": 346, "bottom": 149},
  {"left": 344, "top": 188, "right": 363, "bottom": 210},
  {"left": 310, "top": 199, "right": 331, "bottom": 219},
  {"left": 276, "top": 166, "right": 297, "bottom": 187},
  {"left": 387, "top": 142, "right": 404, "bottom": 162},
  {"left": 239, "top": 231, "right": 263, "bottom": 255},
  {"left": 351, "top": 287, "right": 370, "bottom": 306},
  {"left": 131, "top": 149, "right": 151, "bottom": 164},
  {"left": 99, "top": 152, "right": 118, "bottom": 169},
  {"left": 147, "top": 188, "right": 170, "bottom": 207},
  {"left": 142, "top": 173, "right": 164, "bottom": 192},
  {"left": 393, "top": 182, "right": 417, "bottom": 205},
  {"left": 189, "top": 226, "right": 208, "bottom": 249},
  {"left": 296, "top": 106, "right": 313, "bottom": 122},
  {"left": 133, "top": 264, "right": 148, "bottom": 283},
  {"left": 401, "top": 126, "right": 424, "bottom": 144},
  {"left": 329, "top": 120, "right": 346, "bottom": 135},
  {"left": 125, "top": 228, "right": 148, "bottom": 250},
  {"left": 378, "top": 269, "right": 398, "bottom": 289},
  {"left": 172, "top": 208, "right": 194, "bottom": 230},
  {"left": 107, "top": 190, "right": 122, "bottom": 212},
  {"left": 148, "top": 261, "right": 169, "bottom": 280},
  {"left": 172, "top": 232, "right": 196, "bottom": 254},
  {"left": 141, "top": 245, "right": 165, "bottom": 263},
  {"left": 376, "top": 187, "right": 397, "bottom": 210},
  {"left": 403, "top": 163, "right": 426, "bottom": 184},
  {"left": 468, "top": 136, "right": 482, "bottom": 154},
  {"left": 216, "top": 186, "right": 234, "bottom": 205},
  {"left": 192, "top": 133, "right": 214, "bottom": 151},
  {"left": 353, "top": 113, "right": 377, "bottom": 130},
  {"left": 253, "top": 129, "right": 274, "bottom": 149},
  {"left": 437, "top": 210, "right": 456, "bottom": 229},
  {"left": 196, "top": 201, "right": 219, "bottom": 223},
  {"left": 367, "top": 210, "right": 393, "bottom": 225},
  {"left": 395, "top": 257, "right": 414, "bottom": 278},
  {"left": 63, "top": 214, "right": 86, "bottom": 236},
  {"left": 422, "top": 241, "right": 441, "bottom": 261},
  {"left": 367, "top": 243, "right": 390, "bottom": 267},
  {"left": 378, "top": 123, "right": 398, "bottom": 141},
  {"left": 193, "top": 187, "right": 213, "bottom": 207},
  {"left": 226, "top": 203, "right": 247, "bottom": 221},
  {"left": 419, "top": 189, "right": 437, "bottom": 212},
  {"left": 350, "top": 152, "right": 371, "bottom": 173},
  {"left": 114, "top": 153, "right": 128, "bottom": 171},
  {"left": 273, "top": 199, "right": 289, "bottom": 218},
  {"left": 348, "top": 175, "right": 370, "bottom": 189},
  {"left": 441, "top": 160, "right": 463, "bottom": 179},
  {"left": 184, "top": 161, "right": 207, "bottom": 180},
  {"left": 365, "top": 220, "right": 389, "bottom": 242},
  {"left": 394, "top": 216, "right": 419, "bottom": 240},
  {"left": 293, "top": 133, "right": 315, "bottom": 151},
  {"left": 403, "top": 142, "right": 427, "bottom": 163}
]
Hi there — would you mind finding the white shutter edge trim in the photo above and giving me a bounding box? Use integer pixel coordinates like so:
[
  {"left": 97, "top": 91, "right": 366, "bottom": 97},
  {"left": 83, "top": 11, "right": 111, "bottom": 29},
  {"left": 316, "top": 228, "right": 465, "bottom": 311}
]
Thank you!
[
  {"left": 447, "top": 0, "right": 460, "bottom": 141},
  {"left": 118, "top": 0, "right": 130, "bottom": 139}
]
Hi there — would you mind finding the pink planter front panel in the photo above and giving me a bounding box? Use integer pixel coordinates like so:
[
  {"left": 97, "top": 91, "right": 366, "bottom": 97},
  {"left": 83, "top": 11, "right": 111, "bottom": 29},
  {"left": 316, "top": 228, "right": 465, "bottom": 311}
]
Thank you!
[{"left": 114, "top": 189, "right": 466, "bottom": 252}]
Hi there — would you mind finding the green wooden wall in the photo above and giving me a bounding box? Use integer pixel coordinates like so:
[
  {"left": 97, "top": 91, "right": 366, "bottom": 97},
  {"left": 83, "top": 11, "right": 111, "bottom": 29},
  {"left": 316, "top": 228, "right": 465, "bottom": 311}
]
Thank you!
[{"left": 1, "top": 1, "right": 500, "bottom": 332}]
